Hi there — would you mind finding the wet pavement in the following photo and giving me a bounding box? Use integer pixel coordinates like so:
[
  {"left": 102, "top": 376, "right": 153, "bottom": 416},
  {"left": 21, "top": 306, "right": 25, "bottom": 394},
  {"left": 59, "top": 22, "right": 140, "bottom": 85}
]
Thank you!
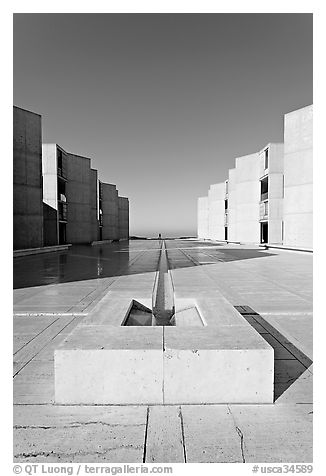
[{"left": 14, "top": 240, "right": 161, "bottom": 289}]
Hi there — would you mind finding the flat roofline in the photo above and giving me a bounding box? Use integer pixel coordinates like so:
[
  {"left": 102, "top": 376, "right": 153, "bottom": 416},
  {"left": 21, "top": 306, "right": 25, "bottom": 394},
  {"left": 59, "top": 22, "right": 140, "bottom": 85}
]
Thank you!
[
  {"left": 99, "top": 181, "right": 117, "bottom": 188},
  {"left": 14, "top": 105, "right": 42, "bottom": 117}
]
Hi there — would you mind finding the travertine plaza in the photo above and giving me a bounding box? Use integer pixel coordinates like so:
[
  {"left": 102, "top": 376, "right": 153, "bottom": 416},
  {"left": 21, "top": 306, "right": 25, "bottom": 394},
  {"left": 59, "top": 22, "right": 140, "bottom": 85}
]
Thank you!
[
  {"left": 13, "top": 103, "right": 313, "bottom": 463},
  {"left": 197, "top": 105, "right": 313, "bottom": 251}
]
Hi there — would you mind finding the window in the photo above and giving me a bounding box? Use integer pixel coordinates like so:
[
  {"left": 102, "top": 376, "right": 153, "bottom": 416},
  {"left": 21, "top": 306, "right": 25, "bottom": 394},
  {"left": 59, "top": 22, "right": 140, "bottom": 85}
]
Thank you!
[
  {"left": 224, "top": 199, "right": 228, "bottom": 210},
  {"left": 264, "top": 148, "right": 269, "bottom": 170},
  {"left": 260, "top": 177, "right": 268, "bottom": 201}
]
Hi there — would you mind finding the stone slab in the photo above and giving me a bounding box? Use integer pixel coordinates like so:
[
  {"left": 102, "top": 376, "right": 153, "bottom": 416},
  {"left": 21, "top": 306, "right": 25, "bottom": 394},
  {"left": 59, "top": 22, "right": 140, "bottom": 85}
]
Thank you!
[
  {"left": 229, "top": 404, "right": 313, "bottom": 462},
  {"left": 145, "top": 406, "right": 185, "bottom": 463},
  {"left": 14, "top": 405, "right": 147, "bottom": 463},
  {"left": 181, "top": 405, "right": 243, "bottom": 463}
]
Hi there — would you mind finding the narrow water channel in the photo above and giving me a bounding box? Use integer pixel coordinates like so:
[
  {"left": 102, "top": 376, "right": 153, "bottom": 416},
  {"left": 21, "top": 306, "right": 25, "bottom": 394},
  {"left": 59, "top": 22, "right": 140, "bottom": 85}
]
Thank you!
[{"left": 152, "top": 240, "right": 175, "bottom": 326}]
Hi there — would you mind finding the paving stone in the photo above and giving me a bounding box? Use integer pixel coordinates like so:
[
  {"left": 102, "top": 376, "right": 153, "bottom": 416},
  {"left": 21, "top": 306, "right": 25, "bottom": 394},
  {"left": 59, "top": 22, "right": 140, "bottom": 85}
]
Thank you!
[
  {"left": 14, "top": 405, "right": 147, "bottom": 463},
  {"left": 229, "top": 404, "right": 313, "bottom": 462},
  {"left": 145, "top": 406, "right": 185, "bottom": 463},
  {"left": 181, "top": 405, "right": 243, "bottom": 463}
]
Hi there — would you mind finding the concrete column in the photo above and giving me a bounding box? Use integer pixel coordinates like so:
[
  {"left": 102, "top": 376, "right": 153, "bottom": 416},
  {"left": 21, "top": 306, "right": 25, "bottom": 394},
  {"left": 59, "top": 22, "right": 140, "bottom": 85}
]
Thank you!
[
  {"left": 227, "top": 168, "right": 237, "bottom": 241},
  {"left": 197, "top": 196, "right": 209, "bottom": 239},
  {"left": 235, "top": 153, "right": 260, "bottom": 243},
  {"left": 118, "top": 196, "right": 129, "bottom": 240},
  {"left": 66, "top": 153, "right": 93, "bottom": 244},
  {"left": 90, "top": 169, "right": 99, "bottom": 242},
  {"left": 283, "top": 105, "right": 313, "bottom": 249},
  {"left": 208, "top": 183, "right": 225, "bottom": 240},
  {"left": 13, "top": 106, "right": 43, "bottom": 249},
  {"left": 101, "top": 183, "right": 119, "bottom": 240}
]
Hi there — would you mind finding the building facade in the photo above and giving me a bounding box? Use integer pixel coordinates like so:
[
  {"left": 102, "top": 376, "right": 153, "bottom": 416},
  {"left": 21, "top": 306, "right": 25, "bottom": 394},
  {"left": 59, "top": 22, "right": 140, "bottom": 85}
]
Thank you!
[
  {"left": 13, "top": 106, "right": 130, "bottom": 249},
  {"left": 13, "top": 106, "right": 44, "bottom": 250},
  {"left": 197, "top": 105, "right": 313, "bottom": 250},
  {"left": 283, "top": 105, "right": 313, "bottom": 249}
]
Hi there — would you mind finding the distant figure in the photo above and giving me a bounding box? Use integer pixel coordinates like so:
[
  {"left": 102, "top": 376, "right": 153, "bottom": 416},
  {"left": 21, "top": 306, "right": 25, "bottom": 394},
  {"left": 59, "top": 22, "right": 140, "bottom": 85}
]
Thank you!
[{"left": 158, "top": 233, "right": 162, "bottom": 240}]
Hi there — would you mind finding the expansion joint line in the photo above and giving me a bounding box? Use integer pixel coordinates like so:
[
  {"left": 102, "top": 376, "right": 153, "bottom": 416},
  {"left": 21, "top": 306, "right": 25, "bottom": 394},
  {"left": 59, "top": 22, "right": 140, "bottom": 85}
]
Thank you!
[
  {"left": 178, "top": 406, "right": 187, "bottom": 463},
  {"left": 227, "top": 405, "right": 246, "bottom": 463},
  {"left": 142, "top": 407, "right": 150, "bottom": 463}
]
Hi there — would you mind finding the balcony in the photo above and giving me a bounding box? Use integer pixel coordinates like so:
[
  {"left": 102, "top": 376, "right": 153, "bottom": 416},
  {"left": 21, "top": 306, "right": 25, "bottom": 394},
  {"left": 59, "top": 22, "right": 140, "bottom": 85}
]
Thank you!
[
  {"left": 260, "top": 191, "right": 268, "bottom": 202},
  {"left": 58, "top": 202, "right": 67, "bottom": 222},
  {"left": 259, "top": 201, "right": 268, "bottom": 219}
]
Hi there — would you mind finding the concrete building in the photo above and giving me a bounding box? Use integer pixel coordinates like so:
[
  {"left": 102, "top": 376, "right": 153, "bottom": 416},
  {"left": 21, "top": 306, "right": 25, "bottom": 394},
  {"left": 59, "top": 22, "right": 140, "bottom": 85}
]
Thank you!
[
  {"left": 42, "top": 144, "right": 98, "bottom": 245},
  {"left": 283, "top": 105, "right": 313, "bottom": 249},
  {"left": 197, "top": 105, "right": 313, "bottom": 250},
  {"left": 13, "top": 106, "right": 43, "bottom": 249},
  {"left": 197, "top": 196, "right": 209, "bottom": 239},
  {"left": 118, "top": 196, "right": 129, "bottom": 240},
  {"left": 14, "top": 106, "right": 130, "bottom": 249}
]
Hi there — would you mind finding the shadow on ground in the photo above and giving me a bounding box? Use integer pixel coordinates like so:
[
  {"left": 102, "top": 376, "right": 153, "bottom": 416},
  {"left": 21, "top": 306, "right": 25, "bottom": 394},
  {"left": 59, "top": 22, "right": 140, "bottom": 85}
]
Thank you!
[
  {"left": 235, "top": 306, "right": 313, "bottom": 402},
  {"left": 13, "top": 240, "right": 276, "bottom": 289}
]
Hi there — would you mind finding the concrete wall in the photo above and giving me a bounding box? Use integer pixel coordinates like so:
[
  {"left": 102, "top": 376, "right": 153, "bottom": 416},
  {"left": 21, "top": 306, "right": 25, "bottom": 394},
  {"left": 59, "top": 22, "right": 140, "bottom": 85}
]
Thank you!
[
  {"left": 90, "top": 169, "right": 99, "bottom": 242},
  {"left": 197, "top": 196, "right": 209, "bottom": 239},
  {"left": 42, "top": 144, "right": 59, "bottom": 246},
  {"left": 118, "top": 196, "right": 129, "bottom": 240},
  {"left": 283, "top": 105, "right": 313, "bottom": 249},
  {"left": 13, "top": 106, "right": 43, "bottom": 249},
  {"left": 101, "top": 183, "right": 119, "bottom": 240},
  {"left": 66, "top": 153, "right": 93, "bottom": 244},
  {"left": 208, "top": 183, "right": 225, "bottom": 240},
  {"left": 235, "top": 153, "right": 260, "bottom": 243}
]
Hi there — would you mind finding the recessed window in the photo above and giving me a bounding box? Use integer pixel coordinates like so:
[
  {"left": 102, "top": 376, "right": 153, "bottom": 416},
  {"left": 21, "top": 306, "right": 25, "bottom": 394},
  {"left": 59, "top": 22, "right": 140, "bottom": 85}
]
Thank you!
[
  {"left": 264, "top": 148, "right": 269, "bottom": 170},
  {"left": 260, "top": 176, "right": 268, "bottom": 201}
]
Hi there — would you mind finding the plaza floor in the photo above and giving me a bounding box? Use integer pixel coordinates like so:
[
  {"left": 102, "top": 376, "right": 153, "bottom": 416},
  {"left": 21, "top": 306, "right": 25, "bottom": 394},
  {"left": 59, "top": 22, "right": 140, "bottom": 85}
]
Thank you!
[{"left": 13, "top": 240, "right": 313, "bottom": 463}]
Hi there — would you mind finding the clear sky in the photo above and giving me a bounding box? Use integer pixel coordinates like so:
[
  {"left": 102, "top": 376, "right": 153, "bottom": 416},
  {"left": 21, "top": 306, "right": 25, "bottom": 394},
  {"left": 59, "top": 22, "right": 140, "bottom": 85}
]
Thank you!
[{"left": 13, "top": 13, "right": 312, "bottom": 237}]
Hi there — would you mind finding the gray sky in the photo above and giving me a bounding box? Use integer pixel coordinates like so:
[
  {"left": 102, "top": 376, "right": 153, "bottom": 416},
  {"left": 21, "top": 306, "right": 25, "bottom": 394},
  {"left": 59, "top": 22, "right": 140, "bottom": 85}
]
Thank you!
[{"left": 13, "top": 13, "right": 312, "bottom": 237}]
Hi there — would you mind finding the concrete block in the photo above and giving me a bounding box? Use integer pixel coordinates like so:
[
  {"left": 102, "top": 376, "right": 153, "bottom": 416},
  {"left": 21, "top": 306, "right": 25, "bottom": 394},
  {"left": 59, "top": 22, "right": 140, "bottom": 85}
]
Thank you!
[
  {"left": 163, "top": 327, "right": 274, "bottom": 404},
  {"left": 55, "top": 326, "right": 164, "bottom": 404}
]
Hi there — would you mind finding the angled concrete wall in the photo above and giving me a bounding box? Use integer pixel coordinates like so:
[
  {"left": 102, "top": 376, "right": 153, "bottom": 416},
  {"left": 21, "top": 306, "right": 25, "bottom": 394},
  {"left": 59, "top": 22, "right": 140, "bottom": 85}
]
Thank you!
[
  {"left": 66, "top": 153, "right": 93, "bottom": 244},
  {"left": 13, "top": 106, "right": 43, "bottom": 249},
  {"left": 118, "top": 196, "right": 129, "bottom": 240},
  {"left": 197, "top": 196, "right": 209, "bottom": 239},
  {"left": 235, "top": 153, "right": 260, "bottom": 243},
  {"left": 227, "top": 169, "right": 237, "bottom": 241},
  {"left": 208, "top": 183, "right": 225, "bottom": 240},
  {"left": 101, "top": 183, "right": 119, "bottom": 240},
  {"left": 283, "top": 105, "right": 313, "bottom": 249},
  {"left": 90, "top": 169, "right": 99, "bottom": 242}
]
